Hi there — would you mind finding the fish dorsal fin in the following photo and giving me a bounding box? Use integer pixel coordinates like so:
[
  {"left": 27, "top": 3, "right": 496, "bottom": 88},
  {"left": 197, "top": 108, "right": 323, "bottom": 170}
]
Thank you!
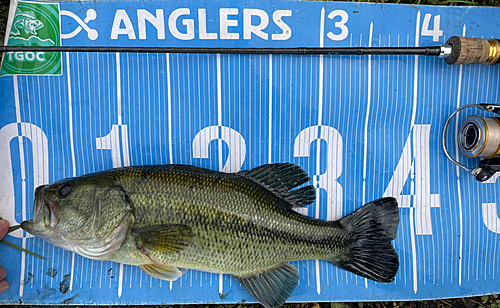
[
  {"left": 140, "top": 264, "right": 187, "bottom": 281},
  {"left": 233, "top": 263, "right": 299, "bottom": 308},
  {"left": 238, "top": 163, "right": 315, "bottom": 207},
  {"left": 132, "top": 224, "right": 193, "bottom": 253}
]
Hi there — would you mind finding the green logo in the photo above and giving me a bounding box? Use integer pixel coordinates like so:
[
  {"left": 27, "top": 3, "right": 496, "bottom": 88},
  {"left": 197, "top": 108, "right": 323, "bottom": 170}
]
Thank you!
[{"left": 1, "top": 1, "right": 61, "bottom": 76}]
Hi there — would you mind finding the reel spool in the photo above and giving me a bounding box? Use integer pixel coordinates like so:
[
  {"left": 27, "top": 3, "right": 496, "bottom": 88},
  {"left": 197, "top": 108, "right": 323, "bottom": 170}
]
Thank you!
[{"left": 443, "top": 104, "right": 500, "bottom": 182}]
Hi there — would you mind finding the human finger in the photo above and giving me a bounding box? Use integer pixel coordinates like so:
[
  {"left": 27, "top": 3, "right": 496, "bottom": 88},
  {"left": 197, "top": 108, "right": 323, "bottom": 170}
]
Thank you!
[
  {"left": 0, "top": 266, "right": 6, "bottom": 280},
  {"left": 0, "top": 219, "right": 8, "bottom": 240},
  {"left": 0, "top": 279, "right": 8, "bottom": 295}
]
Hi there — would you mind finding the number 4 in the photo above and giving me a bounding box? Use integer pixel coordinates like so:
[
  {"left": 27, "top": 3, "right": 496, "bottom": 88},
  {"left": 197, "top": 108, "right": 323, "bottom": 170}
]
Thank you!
[
  {"left": 421, "top": 14, "right": 443, "bottom": 42},
  {"left": 383, "top": 125, "right": 440, "bottom": 235}
]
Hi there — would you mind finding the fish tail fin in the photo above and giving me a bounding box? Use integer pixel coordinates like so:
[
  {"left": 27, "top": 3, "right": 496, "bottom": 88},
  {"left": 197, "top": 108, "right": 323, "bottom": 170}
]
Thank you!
[{"left": 333, "top": 197, "right": 400, "bottom": 283}]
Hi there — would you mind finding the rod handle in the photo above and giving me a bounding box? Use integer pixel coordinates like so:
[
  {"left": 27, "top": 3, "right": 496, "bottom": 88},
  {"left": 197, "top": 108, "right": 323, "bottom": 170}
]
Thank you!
[{"left": 445, "top": 36, "right": 500, "bottom": 65}]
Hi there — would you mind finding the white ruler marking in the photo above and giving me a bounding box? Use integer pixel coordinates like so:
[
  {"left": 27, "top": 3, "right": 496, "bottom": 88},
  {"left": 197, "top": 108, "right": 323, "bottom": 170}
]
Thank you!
[
  {"left": 116, "top": 53, "right": 122, "bottom": 125},
  {"left": 166, "top": 53, "right": 173, "bottom": 164},
  {"left": 455, "top": 25, "right": 466, "bottom": 286},
  {"left": 65, "top": 52, "right": 77, "bottom": 292},
  {"left": 216, "top": 53, "right": 224, "bottom": 294},
  {"left": 13, "top": 75, "right": 27, "bottom": 298},
  {"left": 410, "top": 11, "right": 421, "bottom": 294},
  {"left": 115, "top": 51, "right": 126, "bottom": 297},
  {"left": 362, "top": 23, "right": 373, "bottom": 289},
  {"left": 410, "top": 11, "right": 420, "bottom": 129},
  {"left": 268, "top": 54, "right": 273, "bottom": 163},
  {"left": 362, "top": 23, "right": 373, "bottom": 201},
  {"left": 315, "top": 7, "right": 326, "bottom": 296}
]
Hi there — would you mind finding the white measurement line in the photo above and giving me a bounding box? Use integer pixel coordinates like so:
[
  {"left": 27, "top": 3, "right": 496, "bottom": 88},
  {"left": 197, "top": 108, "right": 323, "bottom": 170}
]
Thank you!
[
  {"left": 166, "top": 53, "right": 173, "bottom": 164},
  {"left": 40, "top": 239, "right": 45, "bottom": 288},
  {"left": 115, "top": 51, "right": 127, "bottom": 297},
  {"left": 66, "top": 53, "right": 77, "bottom": 178},
  {"left": 361, "top": 22, "right": 373, "bottom": 204},
  {"left": 65, "top": 52, "right": 77, "bottom": 292},
  {"left": 147, "top": 54, "right": 154, "bottom": 165},
  {"left": 354, "top": 33, "right": 362, "bottom": 286},
  {"left": 130, "top": 266, "right": 133, "bottom": 289},
  {"left": 13, "top": 75, "right": 27, "bottom": 298},
  {"left": 50, "top": 246, "right": 55, "bottom": 288},
  {"left": 116, "top": 53, "right": 122, "bottom": 126},
  {"left": 316, "top": 8, "right": 325, "bottom": 182},
  {"left": 314, "top": 7, "right": 326, "bottom": 296},
  {"left": 14, "top": 77, "right": 21, "bottom": 123},
  {"left": 403, "top": 34, "right": 410, "bottom": 286},
  {"left": 438, "top": 46, "right": 447, "bottom": 285},
  {"left": 430, "top": 58, "right": 436, "bottom": 286},
  {"left": 410, "top": 11, "right": 420, "bottom": 129},
  {"left": 361, "top": 22, "right": 373, "bottom": 290},
  {"left": 409, "top": 205, "right": 418, "bottom": 293},
  {"left": 35, "top": 76, "right": 47, "bottom": 290},
  {"left": 217, "top": 54, "right": 222, "bottom": 128},
  {"left": 483, "top": 62, "right": 492, "bottom": 281},
  {"left": 474, "top": 63, "right": 483, "bottom": 282},
  {"left": 453, "top": 24, "right": 466, "bottom": 286},
  {"left": 268, "top": 54, "right": 273, "bottom": 163},
  {"left": 216, "top": 53, "right": 225, "bottom": 294},
  {"left": 410, "top": 11, "right": 421, "bottom": 294},
  {"left": 492, "top": 58, "right": 500, "bottom": 281}
]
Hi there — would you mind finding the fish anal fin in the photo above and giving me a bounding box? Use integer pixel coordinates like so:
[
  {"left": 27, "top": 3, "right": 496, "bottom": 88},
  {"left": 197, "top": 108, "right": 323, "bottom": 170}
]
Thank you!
[
  {"left": 140, "top": 264, "right": 187, "bottom": 281},
  {"left": 238, "top": 163, "right": 315, "bottom": 208},
  {"left": 233, "top": 263, "right": 299, "bottom": 308},
  {"left": 132, "top": 224, "right": 193, "bottom": 253}
]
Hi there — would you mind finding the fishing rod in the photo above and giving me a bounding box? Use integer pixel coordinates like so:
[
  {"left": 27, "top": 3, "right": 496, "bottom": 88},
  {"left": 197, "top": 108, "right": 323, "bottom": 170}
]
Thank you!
[{"left": 2, "top": 36, "right": 499, "bottom": 65}]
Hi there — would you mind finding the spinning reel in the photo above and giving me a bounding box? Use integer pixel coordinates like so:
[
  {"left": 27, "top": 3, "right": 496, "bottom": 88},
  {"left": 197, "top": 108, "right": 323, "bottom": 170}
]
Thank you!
[{"left": 443, "top": 104, "right": 500, "bottom": 182}]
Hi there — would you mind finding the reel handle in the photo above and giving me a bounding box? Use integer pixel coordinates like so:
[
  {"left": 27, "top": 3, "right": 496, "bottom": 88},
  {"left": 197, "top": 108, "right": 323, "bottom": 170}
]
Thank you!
[
  {"left": 478, "top": 103, "right": 500, "bottom": 116},
  {"left": 477, "top": 158, "right": 500, "bottom": 182}
]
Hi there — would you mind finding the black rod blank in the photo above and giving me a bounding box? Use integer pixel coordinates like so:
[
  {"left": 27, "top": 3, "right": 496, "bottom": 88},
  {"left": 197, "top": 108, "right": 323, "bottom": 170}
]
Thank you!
[{"left": 1, "top": 45, "right": 443, "bottom": 56}]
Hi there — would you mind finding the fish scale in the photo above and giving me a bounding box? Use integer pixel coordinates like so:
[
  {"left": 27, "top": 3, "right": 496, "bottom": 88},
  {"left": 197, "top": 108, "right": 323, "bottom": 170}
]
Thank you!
[
  {"left": 110, "top": 165, "right": 346, "bottom": 274},
  {"left": 22, "top": 163, "right": 399, "bottom": 308}
]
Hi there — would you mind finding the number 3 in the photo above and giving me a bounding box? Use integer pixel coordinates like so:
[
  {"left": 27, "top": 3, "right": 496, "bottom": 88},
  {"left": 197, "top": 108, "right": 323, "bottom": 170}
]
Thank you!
[{"left": 327, "top": 10, "right": 349, "bottom": 41}]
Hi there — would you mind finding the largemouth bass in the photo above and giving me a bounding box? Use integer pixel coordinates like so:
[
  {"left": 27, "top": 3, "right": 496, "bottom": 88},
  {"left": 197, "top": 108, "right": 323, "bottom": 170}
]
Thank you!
[{"left": 21, "top": 163, "right": 399, "bottom": 307}]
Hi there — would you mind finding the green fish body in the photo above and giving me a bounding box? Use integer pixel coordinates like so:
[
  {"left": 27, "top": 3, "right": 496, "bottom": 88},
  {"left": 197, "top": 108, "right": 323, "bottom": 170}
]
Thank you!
[{"left": 22, "top": 163, "right": 399, "bottom": 307}]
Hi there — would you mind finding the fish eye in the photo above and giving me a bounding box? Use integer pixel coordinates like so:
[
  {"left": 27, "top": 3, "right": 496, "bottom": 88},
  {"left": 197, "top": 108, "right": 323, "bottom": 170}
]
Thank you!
[{"left": 59, "top": 184, "right": 71, "bottom": 197}]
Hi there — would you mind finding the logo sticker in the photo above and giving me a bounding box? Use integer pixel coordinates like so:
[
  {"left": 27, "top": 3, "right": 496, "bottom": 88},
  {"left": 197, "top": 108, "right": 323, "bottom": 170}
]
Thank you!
[{"left": 1, "top": 1, "right": 62, "bottom": 76}]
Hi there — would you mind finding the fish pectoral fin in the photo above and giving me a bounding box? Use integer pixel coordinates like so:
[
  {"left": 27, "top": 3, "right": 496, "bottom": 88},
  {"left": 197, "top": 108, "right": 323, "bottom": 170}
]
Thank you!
[
  {"left": 233, "top": 263, "right": 299, "bottom": 308},
  {"left": 132, "top": 224, "right": 193, "bottom": 253},
  {"left": 140, "top": 264, "right": 187, "bottom": 281},
  {"left": 238, "top": 163, "right": 315, "bottom": 208}
]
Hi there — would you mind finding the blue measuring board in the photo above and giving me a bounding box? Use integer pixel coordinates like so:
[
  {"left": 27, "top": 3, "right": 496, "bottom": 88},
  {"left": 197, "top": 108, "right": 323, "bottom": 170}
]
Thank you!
[{"left": 0, "top": 0, "right": 499, "bottom": 304}]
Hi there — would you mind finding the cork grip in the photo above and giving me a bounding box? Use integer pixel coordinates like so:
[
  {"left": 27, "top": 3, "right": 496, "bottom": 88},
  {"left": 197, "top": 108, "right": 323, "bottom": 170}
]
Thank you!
[{"left": 445, "top": 36, "right": 500, "bottom": 65}]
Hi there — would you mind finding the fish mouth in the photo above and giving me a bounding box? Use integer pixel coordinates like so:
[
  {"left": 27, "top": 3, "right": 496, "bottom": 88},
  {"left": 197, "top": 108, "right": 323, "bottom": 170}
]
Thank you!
[
  {"left": 33, "top": 185, "right": 48, "bottom": 219},
  {"left": 30, "top": 185, "right": 59, "bottom": 229}
]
